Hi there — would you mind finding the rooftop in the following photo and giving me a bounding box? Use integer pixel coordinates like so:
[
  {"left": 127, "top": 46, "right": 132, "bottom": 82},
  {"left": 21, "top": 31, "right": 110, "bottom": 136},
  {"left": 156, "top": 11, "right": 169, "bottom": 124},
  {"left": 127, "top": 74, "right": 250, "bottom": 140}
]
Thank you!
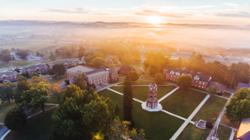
[
  {"left": 67, "top": 65, "right": 94, "bottom": 74},
  {"left": 237, "top": 118, "right": 250, "bottom": 139}
]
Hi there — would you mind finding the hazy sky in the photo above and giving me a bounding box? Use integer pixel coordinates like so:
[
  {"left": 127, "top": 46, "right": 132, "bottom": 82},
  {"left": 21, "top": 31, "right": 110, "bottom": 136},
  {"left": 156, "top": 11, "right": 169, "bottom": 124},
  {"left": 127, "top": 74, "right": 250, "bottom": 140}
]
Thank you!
[{"left": 1, "top": 0, "right": 250, "bottom": 25}]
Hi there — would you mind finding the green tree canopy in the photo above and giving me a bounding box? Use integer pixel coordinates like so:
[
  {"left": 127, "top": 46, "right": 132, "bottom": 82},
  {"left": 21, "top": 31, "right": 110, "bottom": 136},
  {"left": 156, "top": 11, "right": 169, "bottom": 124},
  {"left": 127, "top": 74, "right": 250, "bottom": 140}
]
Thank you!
[
  {"left": 19, "top": 82, "right": 49, "bottom": 112},
  {"left": 52, "top": 85, "right": 116, "bottom": 140},
  {"left": 0, "top": 82, "right": 15, "bottom": 103},
  {"left": 226, "top": 88, "right": 250, "bottom": 122},
  {"left": 4, "top": 107, "right": 27, "bottom": 130}
]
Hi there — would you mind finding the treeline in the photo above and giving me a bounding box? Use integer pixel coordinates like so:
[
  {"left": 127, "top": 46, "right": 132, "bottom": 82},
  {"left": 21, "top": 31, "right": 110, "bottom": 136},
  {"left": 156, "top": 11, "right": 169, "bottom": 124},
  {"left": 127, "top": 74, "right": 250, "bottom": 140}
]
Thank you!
[
  {"left": 2, "top": 75, "right": 146, "bottom": 140},
  {"left": 0, "top": 49, "right": 12, "bottom": 62},
  {"left": 53, "top": 44, "right": 141, "bottom": 68},
  {"left": 144, "top": 51, "right": 250, "bottom": 88},
  {"left": 0, "top": 48, "right": 33, "bottom": 62}
]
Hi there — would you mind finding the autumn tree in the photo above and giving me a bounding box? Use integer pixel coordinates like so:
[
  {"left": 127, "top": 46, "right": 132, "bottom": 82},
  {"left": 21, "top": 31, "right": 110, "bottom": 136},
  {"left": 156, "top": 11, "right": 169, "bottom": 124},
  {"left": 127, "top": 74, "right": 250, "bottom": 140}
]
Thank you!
[
  {"left": 177, "top": 75, "right": 192, "bottom": 89},
  {"left": 49, "top": 64, "right": 66, "bottom": 76},
  {"left": 109, "top": 118, "right": 146, "bottom": 140},
  {"left": 154, "top": 73, "right": 165, "bottom": 84},
  {"left": 144, "top": 51, "right": 168, "bottom": 76}
]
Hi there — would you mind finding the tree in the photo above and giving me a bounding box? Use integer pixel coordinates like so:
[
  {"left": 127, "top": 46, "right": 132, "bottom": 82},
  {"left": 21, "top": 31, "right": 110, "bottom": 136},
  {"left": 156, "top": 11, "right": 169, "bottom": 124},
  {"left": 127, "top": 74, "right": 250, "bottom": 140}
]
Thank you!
[
  {"left": 19, "top": 82, "right": 48, "bottom": 112},
  {"left": 74, "top": 74, "right": 88, "bottom": 90},
  {"left": 0, "top": 82, "right": 15, "bottom": 103},
  {"left": 16, "top": 49, "right": 29, "bottom": 60},
  {"left": 15, "top": 76, "right": 30, "bottom": 103},
  {"left": 177, "top": 75, "right": 192, "bottom": 89},
  {"left": 109, "top": 118, "right": 146, "bottom": 140},
  {"left": 51, "top": 85, "right": 116, "bottom": 140},
  {"left": 0, "top": 49, "right": 12, "bottom": 62},
  {"left": 154, "top": 73, "right": 165, "bottom": 84},
  {"left": 49, "top": 64, "right": 66, "bottom": 76},
  {"left": 128, "top": 71, "right": 139, "bottom": 81},
  {"left": 90, "top": 57, "right": 106, "bottom": 68},
  {"left": 230, "top": 63, "right": 250, "bottom": 84},
  {"left": 123, "top": 77, "right": 133, "bottom": 123},
  {"left": 144, "top": 51, "right": 168, "bottom": 76},
  {"left": 78, "top": 47, "right": 85, "bottom": 58},
  {"left": 4, "top": 107, "right": 27, "bottom": 130},
  {"left": 226, "top": 88, "right": 250, "bottom": 122}
]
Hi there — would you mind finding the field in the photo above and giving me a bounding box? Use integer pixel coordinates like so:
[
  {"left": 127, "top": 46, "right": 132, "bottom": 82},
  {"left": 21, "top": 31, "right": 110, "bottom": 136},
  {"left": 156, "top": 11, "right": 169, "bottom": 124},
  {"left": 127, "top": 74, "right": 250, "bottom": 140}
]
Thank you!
[
  {"left": 101, "top": 84, "right": 231, "bottom": 140},
  {"left": 99, "top": 89, "right": 183, "bottom": 140},
  {"left": 161, "top": 89, "right": 206, "bottom": 117},
  {"left": 111, "top": 85, "right": 176, "bottom": 101},
  {"left": 4, "top": 84, "right": 231, "bottom": 140}
]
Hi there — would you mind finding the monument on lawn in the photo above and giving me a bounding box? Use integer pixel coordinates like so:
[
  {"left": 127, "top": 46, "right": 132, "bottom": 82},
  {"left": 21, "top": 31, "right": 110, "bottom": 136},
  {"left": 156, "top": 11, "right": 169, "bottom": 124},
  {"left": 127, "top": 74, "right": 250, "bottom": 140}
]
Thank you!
[{"left": 141, "top": 83, "right": 162, "bottom": 112}]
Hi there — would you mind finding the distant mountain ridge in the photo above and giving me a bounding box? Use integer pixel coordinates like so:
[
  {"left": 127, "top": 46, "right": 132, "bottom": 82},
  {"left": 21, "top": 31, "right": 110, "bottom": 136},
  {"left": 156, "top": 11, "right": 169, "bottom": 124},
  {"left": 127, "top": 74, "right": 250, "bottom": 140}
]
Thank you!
[{"left": 0, "top": 20, "right": 249, "bottom": 30}]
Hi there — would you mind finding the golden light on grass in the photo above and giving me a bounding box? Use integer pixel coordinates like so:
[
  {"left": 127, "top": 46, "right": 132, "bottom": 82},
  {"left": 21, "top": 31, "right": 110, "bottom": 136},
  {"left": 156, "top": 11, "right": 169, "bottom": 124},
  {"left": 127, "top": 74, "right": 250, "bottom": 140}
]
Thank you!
[{"left": 146, "top": 15, "right": 164, "bottom": 26}]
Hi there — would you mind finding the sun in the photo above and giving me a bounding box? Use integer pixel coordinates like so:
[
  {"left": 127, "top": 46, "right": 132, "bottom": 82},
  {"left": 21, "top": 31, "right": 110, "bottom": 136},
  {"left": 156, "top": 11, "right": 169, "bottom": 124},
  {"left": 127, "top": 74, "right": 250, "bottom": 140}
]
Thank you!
[{"left": 147, "top": 15, "right": 164, "bottom": 26}]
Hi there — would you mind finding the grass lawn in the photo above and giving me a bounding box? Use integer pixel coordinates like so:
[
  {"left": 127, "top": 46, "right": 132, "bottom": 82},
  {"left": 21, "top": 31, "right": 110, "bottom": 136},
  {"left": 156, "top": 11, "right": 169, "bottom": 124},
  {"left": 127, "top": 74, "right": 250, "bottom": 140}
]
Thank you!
[
  {"left": 5, "top": 109, "right": 55, "bottom": 140},
  {"left": 0, "top": 103, "right": 15, "bottom": 123},
  {"left": 193, "top": 96, "right": 227, "bottom": 122},
  {"left": 177, "top": 124, "right": 210, "bottom": 140},
  {"left": 161, "top": 89, "right": 206, "bottom": 118},
  {"left": 111, "top": 85, "right": 176, "bottom": 101},
  {"left": 217, "top": 125, "right": 232, "bottom": 140},
  {"left": 99, "top": 89, "right": 183, "bottom": 140}
]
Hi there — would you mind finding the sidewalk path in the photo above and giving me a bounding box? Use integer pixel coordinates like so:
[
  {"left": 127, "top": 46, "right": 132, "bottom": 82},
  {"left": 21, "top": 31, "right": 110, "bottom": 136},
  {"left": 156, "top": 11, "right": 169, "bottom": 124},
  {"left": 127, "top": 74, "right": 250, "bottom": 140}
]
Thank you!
[
  {"left": 107, "top": 88, "right": 144, "bottom": 104},
  {"left": 159, "top": 87, "right": 179, "bottom": 102},
  {"left": 107, "top": 88, "right": 193, "bottom": 125},
  {"left": 170, "top": 94, "right": 210, "bottom": 140},
  {"left": 192, "top": 88, "right": 228, "bottom": 100},
  {"left": 229, "top": 129, "right": 236, "bottom": 140}
]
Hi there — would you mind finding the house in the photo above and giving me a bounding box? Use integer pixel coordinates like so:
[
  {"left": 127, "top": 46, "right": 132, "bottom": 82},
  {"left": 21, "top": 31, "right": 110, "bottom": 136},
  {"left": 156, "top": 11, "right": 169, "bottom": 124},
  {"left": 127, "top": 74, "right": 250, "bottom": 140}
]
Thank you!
[
  {"left": 165, "top": 69, "right": 212, "bottom": 89},
  {"left": 107, "top": 67, "right": 119, "bottom": 82},
  {"left": 192, "top": 73, "right": 212, "bottom": 89},
  {"left": 48, "top": 58, "right": 83, "bottom": 69},
  {"left": 21, "top": 64, "right": 49, "bottom": 76},
  {"left": 237, "top": 118, "right": 250, "bottom": 140},
  {"left": 238, "top": 82, "right": 250, "bottom": 89},
  {"left": 66, "top": 65, "right": 109, "bottom": 88},
  {"left": 0, "top": 70, "right": 18, "bottom": 83},
  {"left": 209, "top": 81, "right": 226, "bottom": 94}
]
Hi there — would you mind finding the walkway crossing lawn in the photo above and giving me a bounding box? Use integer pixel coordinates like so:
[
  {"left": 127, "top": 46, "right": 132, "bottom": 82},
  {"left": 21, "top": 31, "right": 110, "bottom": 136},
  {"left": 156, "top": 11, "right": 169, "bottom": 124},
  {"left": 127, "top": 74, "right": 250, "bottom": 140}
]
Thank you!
[
  {"left": 161, "top": 89, "right": 206, "bottom": 118},
  {"left": 0, "top": 103, "right": 15, "bottom": 123},
  {"left": 193, "top": 96, "right": 227, "bottom": 122},
  {"left": 177, "top": 124, "right": 231, "bottom": 140},
  {"left": 99, "top": 89, "right": 183, "bottom": 140},
  {"left": 5, "top": 109, "right": 55, "bottom": 140},
  {"left": 111, "top": 85, "right": 176, "bottom": 101},
  {"left": 177, "top": 124, "right": 210, "bottom": 140},
  {"left": 217, "top": 125, "right": 232, "bottom": 140}
]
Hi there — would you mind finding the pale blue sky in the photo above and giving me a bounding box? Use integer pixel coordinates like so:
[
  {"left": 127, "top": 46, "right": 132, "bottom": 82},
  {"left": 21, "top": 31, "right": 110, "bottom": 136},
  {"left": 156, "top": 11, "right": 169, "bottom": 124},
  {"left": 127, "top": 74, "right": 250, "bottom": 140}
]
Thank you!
[{"left": 1, "top": 0, "right": 250, "bottom": 25}]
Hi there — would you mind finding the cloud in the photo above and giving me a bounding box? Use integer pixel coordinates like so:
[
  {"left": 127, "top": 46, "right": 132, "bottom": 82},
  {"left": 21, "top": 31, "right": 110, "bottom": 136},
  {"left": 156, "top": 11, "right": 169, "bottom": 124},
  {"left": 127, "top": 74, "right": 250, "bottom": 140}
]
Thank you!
[
  {"left": 216, "top": 11, "right": 250, "bottom": 18},
  {"left": 47, "top": 8, "right": 88, "bottom": 14},
  {"left": 135, "top": 9, "right": 187, "bottom": 18}
]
